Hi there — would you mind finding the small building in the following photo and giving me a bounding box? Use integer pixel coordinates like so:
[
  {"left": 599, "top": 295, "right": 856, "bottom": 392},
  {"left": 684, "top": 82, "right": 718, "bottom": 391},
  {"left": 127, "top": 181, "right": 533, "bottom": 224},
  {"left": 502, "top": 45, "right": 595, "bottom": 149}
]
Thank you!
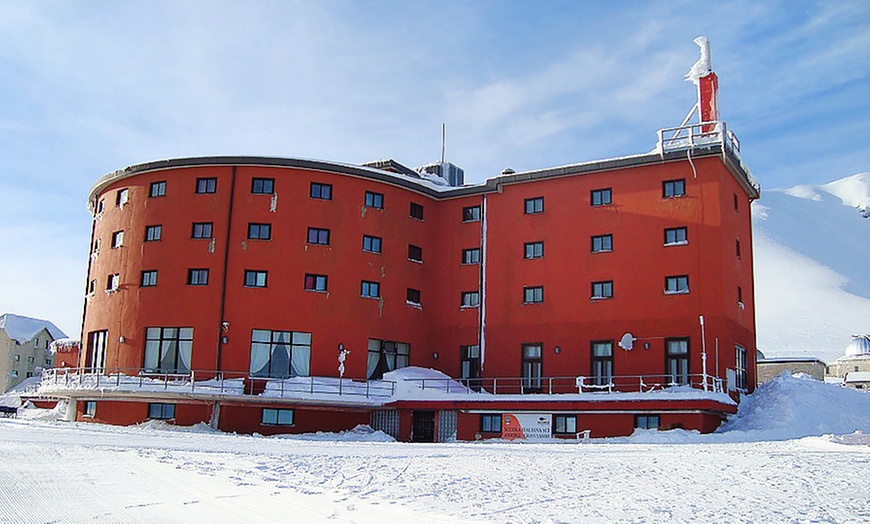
[
  {"left": 756, "top": 350, "right": 827, "bottom": 383},
  {"left": 826, "top": 335, "right": 870, "bottom": 387},
  {"left": 0, "top": 313, "right": 66, "bottom": 393},
  {"left": 50, "top": 339, "right": 82, "bottom": 369},
  {"left": 843, "top": 371, "right": 870, "bottom": 391}
]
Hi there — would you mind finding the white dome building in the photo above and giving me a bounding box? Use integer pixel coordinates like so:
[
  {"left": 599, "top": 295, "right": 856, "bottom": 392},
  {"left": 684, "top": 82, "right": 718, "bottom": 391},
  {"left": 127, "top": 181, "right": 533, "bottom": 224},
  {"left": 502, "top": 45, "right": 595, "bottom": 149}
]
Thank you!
[{"left": 827, "top": 335, "right": 870, "bottom": 390}]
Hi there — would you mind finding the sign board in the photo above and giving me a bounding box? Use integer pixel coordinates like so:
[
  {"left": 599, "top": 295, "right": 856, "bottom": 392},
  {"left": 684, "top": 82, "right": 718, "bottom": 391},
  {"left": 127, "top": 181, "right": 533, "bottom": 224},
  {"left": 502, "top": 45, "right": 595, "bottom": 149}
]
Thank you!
[{"left": 502, "top": 413, "right": 552, "bottom": 440}]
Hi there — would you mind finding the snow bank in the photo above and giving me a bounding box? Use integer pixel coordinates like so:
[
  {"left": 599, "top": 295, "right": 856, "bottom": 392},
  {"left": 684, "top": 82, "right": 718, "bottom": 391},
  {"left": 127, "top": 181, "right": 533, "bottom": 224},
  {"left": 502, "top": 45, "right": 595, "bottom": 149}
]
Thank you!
[{"left": 269, "top": 424, "right": 395, "bottom": 442}]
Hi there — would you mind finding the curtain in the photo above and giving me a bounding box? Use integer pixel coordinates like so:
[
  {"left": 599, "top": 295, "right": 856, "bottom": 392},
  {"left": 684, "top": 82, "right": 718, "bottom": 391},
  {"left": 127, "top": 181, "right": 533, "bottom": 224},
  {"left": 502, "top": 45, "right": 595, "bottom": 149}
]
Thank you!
[
  {"left": 290, "top": 345, "right": 310, "bottom": 377},
  {"left": 367, "top": 339, "right": 381, "bottom": 379}
]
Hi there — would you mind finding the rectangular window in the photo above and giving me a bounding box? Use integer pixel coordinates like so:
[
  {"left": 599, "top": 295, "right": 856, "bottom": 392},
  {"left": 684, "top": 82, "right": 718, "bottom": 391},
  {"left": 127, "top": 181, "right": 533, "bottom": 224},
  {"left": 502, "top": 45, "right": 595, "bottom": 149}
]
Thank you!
[
  {"left": 663, "top": 179, "right": 686, "bottom": 198},
  {"left": 410, "top": 202, "right": 424, "bottom": 220},
  {"left": 553, "top": 415, "right": 577, "bottom": 435},
  {"left": 735, "top": 345, "right": 747, "bottom": 390},
  {"left": 664, "top": 227, "right": 688, "bottom": 245},
  {"left": 461, "top": 291, "right": 480, "bottom": 308},
  {"left": 26, "top": 356, "right": 34, "bottom": 364},
  {"left": 524, "top": 241, "right": 544, "bottom": 259},
  {"left": 591, "top": 234, "right": 612, "bottom": 253},
  {"left": 408, "top": 244, "right": 423, "bottom": 262},
  {"left": 148, "top": 403, "right": 176, "bottom": 420},
  {"left": 92, "top": 238, "right": 101, "bottom": 255},
  {"left": 149, "top": 181, "right": 166, "bottom": 198},
  {"left": 524, "top": 197, "right": 544, "bottom": 214},
  {"left": 111, "top": 230, "right": 124, "bottom": 248},
  {"left": 522, "top": 343, "right": 543, "bottom": 391},
  {"left": 191, "top": 222, "right": 213, "bottom": 239},
  {"left": 244, "top": 270, "right": 268, "bottom": 288},
  {"left": 363, "top": 235, "right": 382, "bottom": 253},
  {"left": 310, "top": 182, "right": 332, "bottom": 200},
  {"left": 140, "top": 270, "right": 158, "bottom": 287},
  {"left": 248, "top": 223, "right": 272, "bottom": 240},
  {"left": 307, "top": 227, "right": 330, "bottom": 245},
  {"left": 10, "top": 370, "right": 18, "bottom": 377},
  {"left": 461, "top": 248, "right": 481, "bottom": 265},
  {"left": 144, "top": 327, "right": 193, "bottom": 374},
  {"left": 96, "top": 199, "right": 105, "bottom": 215},
  {"left": 145, "top": 225, "right": 162, "bottom": 242},
  {"left": 591, "top": 188, "right": 612, "bottom": 206},
  {"left": 523, "top": 286, "right": 544, "bottom": 304},
  {"left": 365, "top": 191, "right": 384, "bottom": 209},
  {"left": 666, "top": 338, "right": 689, "bottom": 385},
  {"left": 461, "top": 345, "right": 481, "bottom": 390},
  {"left": 361, "top": 280, "right": 380, "bottom": 298},
  {"left": 738, "top": 286, "right": 744, "bottom": 305},
  {"left": 591, "top": 341, "right": 613, "bottom": 386},
  {"left": 196, "top": 177, "right": 217, "bottom": 194},
  {"left": 406, "top": 288, "right": 421, "bottom": 305},
  {"left": 116, "top": 188, "right": 129, "bottom": 207},
  {"left": 591, "top": 281, "right": 613, "bottom": 299},
  {"left": 366, "top": 338, "right": 411, "bottom": 379},
  {"left": 734, "top": 193, "right": 739, "bottom": 211},
  {"left": 250, "top": 330, "right": 311, "bottom": 378},
  {"left": 86, "top": 330, "right": 108, "bottom": 372},
  {"left": 251, "top": 178, "right": 275, "bottom": 194},
  {"left": 187, "top": 268, "right": 209, "bottom": 286},
  {"left": 480, "top": 414, "right": 501, "bottom": 433},
  {"left": 88, "top": 279, "right": 96, "bottom": 295},
  {"left": 462, "top": 205, "right": 481, "bottom": 222},
  {"left": 13, "top": 354, "right": 20, "bottom": 362},
  {"left": 262, "top": 408, "right": 295, "bottom": 426},
  {"left": 304, "top": 273, "right": 328, "bottom": 292},
  {"left": 83, "top": 401, "right": 96, "bottom": 417},
  {"left": 665, "top": 275, "right": 689, "bottom": 294},
  {"left": 106, "top": 273, "right": 120, "bottom": 291},
  {"left": 736, "top": 239, "right": 741, "bottom": 258},
  {"left": 635, "top": 414, "right": 660, "bottom": 430}
]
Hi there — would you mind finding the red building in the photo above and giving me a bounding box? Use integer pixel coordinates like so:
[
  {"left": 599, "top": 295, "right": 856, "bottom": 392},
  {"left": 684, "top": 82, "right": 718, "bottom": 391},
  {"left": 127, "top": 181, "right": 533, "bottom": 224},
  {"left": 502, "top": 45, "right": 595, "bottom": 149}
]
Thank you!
[{"left": 42, "top": 58, "right": 759, "bottom": 441}]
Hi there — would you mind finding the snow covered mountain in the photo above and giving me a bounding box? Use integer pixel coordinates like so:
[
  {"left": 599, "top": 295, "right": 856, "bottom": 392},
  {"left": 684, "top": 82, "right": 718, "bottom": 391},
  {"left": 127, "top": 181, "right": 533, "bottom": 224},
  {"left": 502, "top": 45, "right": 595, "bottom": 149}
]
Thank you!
[{"left": 753, "top": 172, "right": 870, "bottom": 363}]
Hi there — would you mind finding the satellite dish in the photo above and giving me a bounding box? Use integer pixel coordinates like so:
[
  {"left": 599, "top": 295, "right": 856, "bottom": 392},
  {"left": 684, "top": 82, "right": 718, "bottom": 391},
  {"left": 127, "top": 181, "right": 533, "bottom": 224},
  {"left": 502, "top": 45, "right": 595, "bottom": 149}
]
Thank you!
[{"left": 619, "top": 333, "right": 636, "bottom": 351}]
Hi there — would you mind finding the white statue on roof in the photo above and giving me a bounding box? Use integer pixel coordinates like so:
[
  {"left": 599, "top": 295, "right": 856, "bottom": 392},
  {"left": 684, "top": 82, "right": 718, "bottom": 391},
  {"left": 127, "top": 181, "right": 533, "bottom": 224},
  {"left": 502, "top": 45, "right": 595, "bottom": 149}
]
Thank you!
[{"left": 685, "top": 36, "right": 712, "bottom": 85}]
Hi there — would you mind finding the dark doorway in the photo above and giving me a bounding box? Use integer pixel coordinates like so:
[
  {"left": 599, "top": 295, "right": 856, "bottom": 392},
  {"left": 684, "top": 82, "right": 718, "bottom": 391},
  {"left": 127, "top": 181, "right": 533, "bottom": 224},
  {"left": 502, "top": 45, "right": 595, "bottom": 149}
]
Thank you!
[{"left": 412, "top": 410, "right": 436, "bottom": 442}]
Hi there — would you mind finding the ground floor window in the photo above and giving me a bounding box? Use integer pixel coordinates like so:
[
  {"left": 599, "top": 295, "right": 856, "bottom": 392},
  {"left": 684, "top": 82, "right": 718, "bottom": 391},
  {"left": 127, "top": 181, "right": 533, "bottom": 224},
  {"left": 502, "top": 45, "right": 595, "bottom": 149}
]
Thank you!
[
  {"left": 635, "top": 414, "right": 660, "bottom": 430},
  {"left": 87, "top": 330, "right": 108, "bottom": 372},
  {"left": 144, "top": 327, "right": 193, "bottom": 374},
  {"left": 262, "top": 408, "right": 294, "bottom": 426},
  {"left": 83, "top": 401, "right": 96, "bottom": 417},
  {"left": 735, "top": 345, "right": 747, "bottom": 389},
  {"left": 480, "top": 414, "right": 501, "bottom": 433},
  {"left": 148, "top": 403, "right": 176, "bottom": 420},
  {"left": 250, "top": 330, "right": 311, "bottom": 378},
  {"left": 553, "top": 415, "right": 577, "bottom": 435},
  {"left": 367, "top": 339, "right": 410, "bottom": 379},
  {"left": 666, "top": 338, "right": 689, "bottom": 385}
]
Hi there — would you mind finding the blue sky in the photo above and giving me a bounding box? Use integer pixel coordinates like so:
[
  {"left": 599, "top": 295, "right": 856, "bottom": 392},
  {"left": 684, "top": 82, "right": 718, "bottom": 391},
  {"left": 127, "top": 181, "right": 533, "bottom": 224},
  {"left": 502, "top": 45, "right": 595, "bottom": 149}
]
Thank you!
[{"left": 1, "top": 1, "right": 868, "bottom": 338}]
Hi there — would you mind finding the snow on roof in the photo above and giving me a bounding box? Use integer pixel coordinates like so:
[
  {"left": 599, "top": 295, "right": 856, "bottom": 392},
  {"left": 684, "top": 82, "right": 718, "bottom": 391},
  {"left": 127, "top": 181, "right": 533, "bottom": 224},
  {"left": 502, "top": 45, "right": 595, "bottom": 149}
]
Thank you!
[
  {"left": 0, "top": 313, "right": 67, "bottom": 344},
  {"left": 844, "top": 371, "right": 870, "bottom": 383}
]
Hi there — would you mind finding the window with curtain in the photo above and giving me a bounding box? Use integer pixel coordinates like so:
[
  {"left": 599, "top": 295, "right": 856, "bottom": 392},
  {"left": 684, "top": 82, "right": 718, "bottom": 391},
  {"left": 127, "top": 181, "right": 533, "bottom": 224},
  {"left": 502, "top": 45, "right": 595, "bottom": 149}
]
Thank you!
[
  {"left": 143, "top": 327, "right": 193, "bottom": 374},
  {"left": 249, "top": 329, "right": 311, "bottom": 378},
  {"left": 367, "top": 338, "right": 410, "bottom": 379}
]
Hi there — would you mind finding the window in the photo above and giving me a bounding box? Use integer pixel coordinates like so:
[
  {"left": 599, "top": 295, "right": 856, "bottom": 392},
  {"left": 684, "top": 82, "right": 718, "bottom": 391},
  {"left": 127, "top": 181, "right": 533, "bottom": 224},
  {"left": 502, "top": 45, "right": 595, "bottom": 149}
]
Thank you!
[
  {"left": 736, "top": 239, "right": 741, "bottom": 258},
  {"left": 410, "top": 202, "right": 424, "bottom": 220},
  {"left": 363, "top": 235, "right": 382, "bottom": 253},
  {"left": 116, "top": 188, "right": 129, "bottom": 207},
  {"left": 27, "top": 356, "right": 35, "bottom": 364},
  {"left": 523, "top": 286, "right": 544, "bottom": 304},
  {"left": 310, "top": 182, "right": 332, "bottom": 200},
  {"left": 524, "top": 197, "right": 544, "bottom": 214},
  {"left": 149, "top": 181, "right": 166, "bottom": 198},
  {"left": 406, "top": 288, "right": 421, "bottom": 305},
  {"left": 307, "top": 227, "right": 330, "bottom": 245},
  {"left": 524, "top": 241, "right": 544, "bottom": 259},
  {"left": 83, "top": 401, "right": 96, "bottom": 417},
  {"left": 96, "top": 199, "right": 105, "bottom": 215},
  {"left": 734, "top": 193, "right": 739, "bottom": 211},
  {"left": 148, "top": 403, "right": 175, "bottom": 420},
  {"left": 664, "top": 227, "right": 688, "bottom": 245},
  {"left": 250, "top": 330, "right": 312, "bottom": 378},
  {"left": 262, "top": 408, "right": 295, "bottom": 426},
  {"left": 461, "top": 345, "right": 481, "bottom": 390},
  {"left": 521, "top": 343, "right": 543, "bottom": 391},
  {"left": 666, "top": 338, "right": 689, "bottom": 385},
  {"left": 87, "top": 279, "right": 96, "bottom": 295},
  {"left": 461, "top": 248, "right": 481, "bottom": 265},
  {"left": 591, "top": 188, "right": 612, "bottom": 206},
  {"left": 554, "top": 415, "right": 577, "bottom": 435},
  {"left": 635, "top": 415, "right": 660, "bottom": 430},
  {"left": 26, "top": 372, "right": 33, "bottom": 378},
  {"left": 111, "top": 230, "right": 124, "bottom": 248},
  {"left": 10, "top": 370, "right": 18, "bottom": 377},
  {"left": 665, "top": 275, "right": 689, "bottom": 294},
  {"left": 408, "top": 244, "right": 423, "bottom": 262},
  {"left": 140, "top": 270, "right": 158, "bottom": 287},
  {"left": 106, "top": 273, "right": 120, "bottom": 292},
  {"left": 196, "top": 177, "right": 217, "bottom": 194},
  {"left": 361, "top": 280, "right": 380, "bottom": 298},
  {"left": 366, "top": 339, "right": 410, "bottom": 379},
  {"left": 86, "top": 330, "right": 108, "bottom": 372},
  {"left": 145, "top": 225, "right": 162, "bottom": 242},
  {"left": 738, "top": 286, "right": 744, "bottom": 306},
  {"left": 365, "top": 191, "right": 384, "bottom": 209},
  {"left": 14, "top": 354, "right": 20, "bottom": 362},
  {"left": 244, "top": 270, "right": 268, "bottom": 288},
  {"left": 735, "top": 345, "right": 747, "bottom": 390},
  {"left": 591, "top": 341, "right": 613, "bottom": 386},
  {"left": 144, "top": 327, "right": 193, "bottom": 374},
  {"left": 462, "top": 205, "right": 481, "bottom": 222},
  {"left": 248, "top": 223, "right": 272, "bottom": 240},
  {"left": 192, "top": 222, "right": 213, "bottom": 239},
  {"left": 461, "top": 291, "right": 480, "bottom": 308},
  {"left": 92, "top": 238, "right": 101, "bottom": 255},
  {"left": 591, "top": 234, "right": 612, "bottom": 253},
  {"left": 663, "top": 179, "right": 686, "bottom": 198},
  {"left": 304, "top": 274, "right": 328, "bottom": 292},
  {"left": 591, "top": 281, "right": 613, "bottom": 299},
  {"left": 251, "top": 178, "right": 275, "bottom": 194},
  {"left": 480, "top": 414, "right": 501, "bottom": 433},
  {"left": 187, "top": 269, "right": 209, "bottom": 286}
]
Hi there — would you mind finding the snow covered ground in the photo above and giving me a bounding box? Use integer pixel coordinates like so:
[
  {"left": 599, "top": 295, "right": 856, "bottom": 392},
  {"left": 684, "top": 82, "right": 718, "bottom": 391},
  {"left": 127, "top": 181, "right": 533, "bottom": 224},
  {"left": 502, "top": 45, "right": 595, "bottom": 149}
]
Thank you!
[{"left": 1, "top": 374, "right": 868, "bottom": 523}]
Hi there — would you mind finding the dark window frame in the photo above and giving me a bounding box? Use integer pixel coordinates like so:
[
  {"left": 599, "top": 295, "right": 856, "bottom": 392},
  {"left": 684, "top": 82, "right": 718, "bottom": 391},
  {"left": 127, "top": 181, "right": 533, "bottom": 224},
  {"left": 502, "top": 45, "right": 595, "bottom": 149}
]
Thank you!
[
  {"left": 591, "top": 340, "right": 613, "bottom": 386},
  {"left": 664, "top": 227, "right": 688, "bottom": 245},
  {"left": 521, "top": 343, "right": 543, "bottom": 391},
  {"left": 145, "top": 225, "right": 162, "bottom": 242},
  {"left": 665, "top": 275, "right": 690, "bottom": 294},
  {"left": 307, "top": 227, "right": 330, "bottom": 245},
  {"left": 244, "top": 270, "right": 268, "bottom": 288},
  {"left": 665, "top": 338, "right": 690, "bottom": 385},
  {"left": 304, "top": 273, "right": 328, "bottom": 292},
  {"left": 461, "top": 248, "right": 481, "bottom": 265},
  {"left": 248, "top": 223, "right": 272, "bottom": 240},
  {"left": 553, "top": 414, "right": 577, "bottom": 435},
  {"left": 187, "top": 268, "right": 209, "bottom": 286},
  {"left": 149, "top": 181, "right": 166, "bottom": 198},
  {"left": 310, "top": 182, "right": 333, "bottom": 200},
  {"left": 251, "top": 178, "right": 275, "bottom": 194},
  {"left": 591, "top": 188, "right": 612, "bottom": 206},
  {"left": 262, "top": 408, "right": 295, "bottom": 426},
  {"left": 480, "top": 414, "right": 501, "bottom": 433},
  {"left": 410, "top": 202, "right": 424, "bottom": 220},
  {"left": 524, "top": 241, "right": 544, "bottom": 259},
  {"left": 460, "top": 291, "right": 480, "bottom": 308},
  {"left": 408, "top": 244, "right": 423, "bottom": 262},
  {"left": 591, "top": 234, "right": 613, "bottom": 253},
  {"left": 148, "top": 403, "right": 176, "bottom": 420},
  {"left": 662, "top": 179, "right": 686, "bottom": 198},
  {"left": 363, "top": 235, "right": 382, "bottom": 253},
  {"left": 591, "top": 280, "right": 614, "bottom": 299},
  {"left": 635, "top": 414, "right": 660, "bottom": 430},
  {"left": 406, "top": 288, "right": 421, "bottom": 305},
  {"left": 524, "top": 196, "right": 544, "bottom": 214},
  {"left": 361, "top": 280, "right": 380, "bottom": 298},
  {"left": 195, "top": 178, "right": 217, "bottom": 194},
  {"left": 140, "top": 270, "right": 158, "bottom": 287},
  {"left": 191, "top": 222, "right": 214, "bottom": 239},
  {"left": 462, "top": 206, "right": 481, "bottom": 222},
  {"left": 523, "top": 286, "right": 544, "bottom": 304},
  {"left": 364, "top": 191, "right": 384, "bottom": 209}
]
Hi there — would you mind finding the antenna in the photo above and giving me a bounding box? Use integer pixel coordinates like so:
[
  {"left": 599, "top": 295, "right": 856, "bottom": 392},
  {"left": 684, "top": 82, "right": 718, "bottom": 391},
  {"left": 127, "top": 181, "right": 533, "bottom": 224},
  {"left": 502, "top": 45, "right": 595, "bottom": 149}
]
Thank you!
[{"left": 441, "top": 123, "right": 446, "bottom": 164}]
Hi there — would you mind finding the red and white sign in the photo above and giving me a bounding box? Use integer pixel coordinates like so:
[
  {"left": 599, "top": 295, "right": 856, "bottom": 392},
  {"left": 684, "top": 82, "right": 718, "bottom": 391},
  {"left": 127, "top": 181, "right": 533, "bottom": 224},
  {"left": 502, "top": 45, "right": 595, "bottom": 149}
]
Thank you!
[{"left": 502, "top": 413, "right": 552, "bottom": 440}]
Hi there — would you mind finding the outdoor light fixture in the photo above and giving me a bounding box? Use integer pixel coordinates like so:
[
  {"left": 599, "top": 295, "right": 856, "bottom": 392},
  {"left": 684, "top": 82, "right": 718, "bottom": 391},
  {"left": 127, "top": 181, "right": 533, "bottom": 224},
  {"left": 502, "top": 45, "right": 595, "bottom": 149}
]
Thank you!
[
  {"left": 433, "top": 352, "right": 440, "bottom": 360},
  {"left": 554, "top": 346, "right": 561, "bottom": 354}
]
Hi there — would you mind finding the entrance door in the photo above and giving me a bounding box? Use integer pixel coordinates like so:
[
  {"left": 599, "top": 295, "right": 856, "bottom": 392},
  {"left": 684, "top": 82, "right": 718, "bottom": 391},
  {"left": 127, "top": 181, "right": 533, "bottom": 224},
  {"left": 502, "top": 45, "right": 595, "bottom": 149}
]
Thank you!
[{"left": 411, "top": 410, "right": 435, "bottom": 442}]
